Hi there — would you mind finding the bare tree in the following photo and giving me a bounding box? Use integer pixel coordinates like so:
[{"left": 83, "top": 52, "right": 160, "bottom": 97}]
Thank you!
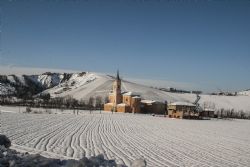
[
  {"left": 240, "top": 110, "right": 245, "bottom": 119},
  {"left": 104, "top": 96, "right": 109, "bottom": 103},
  {"left": 88, "top": 97, "right": 94, "bottom": 114},
  {"left": 220, "top": 108, "right": 224, "bottom": 118},
  {"left": 26, "top": 107, "right": 32, "bottom": 113},
  {"left": 79, "top": 98, "right": 86, "bottom": 109},
  {"left": 95, "top": 96, "right": 102, "bottom": 108}
]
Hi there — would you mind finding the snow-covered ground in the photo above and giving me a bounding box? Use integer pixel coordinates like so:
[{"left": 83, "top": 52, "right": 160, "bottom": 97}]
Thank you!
[{"left": 1, "top": 110, "right": 250, "bottom": 167}]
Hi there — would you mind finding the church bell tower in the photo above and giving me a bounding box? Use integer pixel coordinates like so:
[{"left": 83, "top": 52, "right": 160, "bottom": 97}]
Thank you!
[{"left": 113, "top": 70, "right": 122, "bottom": 105}]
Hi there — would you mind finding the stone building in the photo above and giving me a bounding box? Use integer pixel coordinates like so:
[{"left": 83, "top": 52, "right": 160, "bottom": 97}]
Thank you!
[
  {"left": 168, "top": 102, "right": 197, "bottom": 119},
  {"left": 104, "top": 71, "right": 141, "bottom": 113}
]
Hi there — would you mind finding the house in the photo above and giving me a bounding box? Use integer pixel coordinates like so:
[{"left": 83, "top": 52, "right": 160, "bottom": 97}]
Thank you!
[
  {"left": 168, "top": 102, "right": 197, "bottom": 119},
  {"left": 104, "top": 71, "right": 141, "bottom": 113},
  {"left": 140, "top": 100, "right": 166, "bottom": 115}
]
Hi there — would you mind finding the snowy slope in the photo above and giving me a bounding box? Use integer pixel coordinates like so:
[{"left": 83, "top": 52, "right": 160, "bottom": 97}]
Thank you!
[
  {"left": 0, "top": 73, "right": 72, "bottom": 96},
  {"left": 238, "top": 89, "right": 250, "bottom": 96},
  {"left": 0, "top": 83, "right": 15, "bottom": 95},
  {"left": 44, "top": 73, "right": 192, "bottom": 103},
  {"left": 43, "top": 72, "right": 102, "bottom": 98},
  {"left": 7, "top": 75, "right": 27, "bottom": 86},
  {"left": 198, "top": 94, "right": 250, "bottom": 111},
  {"left": 28, "top": 73, "right": 64, "bottom": 88}
]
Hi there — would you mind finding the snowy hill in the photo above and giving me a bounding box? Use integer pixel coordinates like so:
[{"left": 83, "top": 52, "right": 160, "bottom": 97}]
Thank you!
[
  {"left": 238, "top": 89, "right": 250, "bottom": 96},
  {"left": 1, "top": 72, "right": 250, "bottom": 112},
  {"left": 0, "top": 72, "right": 73, "bottom": 97},
  {"left": 46, "top": 73, "right": 250, "bottom": 112},
  {"left": 42, "top": 72, "right": 192, "bottom": 103}
]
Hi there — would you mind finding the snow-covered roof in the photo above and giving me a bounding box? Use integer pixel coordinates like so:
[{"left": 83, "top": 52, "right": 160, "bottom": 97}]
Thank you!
[
  {"left": 169, "top": 102, "right": 196, "bottom": 107},
  {"left": 105, "top": 103, "right": 114, "bottom": 105},
  {"left": 204, "top": 108, "right": 215, "bottom": 111},
  {"left": 132, "top": 96, "right": 141, "bottom": 99},
  {"left": 141, "top": 100, "right": 156, "bottom": 104},
  {"left": 123, "top": 91, "right": 140, "bottom": 96},
  {"left": 117, "top": 103, "right": 128, "bottom": 107}
]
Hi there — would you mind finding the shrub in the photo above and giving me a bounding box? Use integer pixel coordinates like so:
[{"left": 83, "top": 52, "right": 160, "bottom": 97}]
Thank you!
[
  {"left": 26, "top": 107, "right": 32, "bottom": 113},
  {"left": 0, "top": 135, "right": 11, "bottom": 148},
  {"left": 45, "top": 109, "right": 52, "bottom": 114}
]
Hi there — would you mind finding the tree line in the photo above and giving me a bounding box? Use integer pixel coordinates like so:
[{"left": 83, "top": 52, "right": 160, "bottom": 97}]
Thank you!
[
  {"left": 0, "top": 94, "right": 109, "bottom": 111},
  {"left": 1, "top": 94, "right": 250, "bottom": 120},
  {"left": 215, "top": 108, "right": 250, "bottom": 120}
]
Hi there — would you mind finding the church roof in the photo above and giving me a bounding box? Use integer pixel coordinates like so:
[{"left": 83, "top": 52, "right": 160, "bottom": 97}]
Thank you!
[
  {"left": 132, "top": 96, "right": 141, "bottom": 99},
  {"left": 123, "top": 91, "right": 140, "bottom": 96},
  {"left": 204, "top": 108, "right": 215, "bottom": 111},
  {"left": 117, "top": 103, "right": 129, "bottom": 107},
  {"left": 141, "top": 100, "right": 156, "bottom": 104},
  {"left": 169, "top": 101, "right": 196, "bottom": 107},
  {"left": 105, "top": 103, "right": 114, "bottom": 106}
]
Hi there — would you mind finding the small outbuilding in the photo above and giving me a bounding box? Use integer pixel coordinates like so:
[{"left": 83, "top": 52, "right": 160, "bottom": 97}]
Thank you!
[
  {"left": 141, "top": 100, "right": 166, "bottom": 114},
  {"left": 200, "top": 108, "right": 215, "bottom": 118}
]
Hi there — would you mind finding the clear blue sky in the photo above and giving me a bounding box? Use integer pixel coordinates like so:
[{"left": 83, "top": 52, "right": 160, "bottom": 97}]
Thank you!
[{"left": 0, "top": 0, "right": 250, "bottom": 92}]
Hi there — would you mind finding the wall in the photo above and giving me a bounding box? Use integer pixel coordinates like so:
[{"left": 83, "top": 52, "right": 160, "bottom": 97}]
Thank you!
[
  {"left": 117, "top": 105, "right": 126, "bottom": 112},
  {"left": 168, "top": 105, "right": 196, "bottom": 119},
  {"left": 109, "top": 95, "right": 115, "bottom": 103},
  {"left": 131, "top": 98, "right": 141, "bottom": 113},
  {"left": 117, "top": 105, "right": 131, "bottom": 113},
  {"left": 123, "top": 95, "right": 132, "bottom": 106},
  {"left": 141, "top": 102, "right": 165, "bottom": 114},
  {"left": 104, "top": 103, "right": 113, "bottom": 111}
]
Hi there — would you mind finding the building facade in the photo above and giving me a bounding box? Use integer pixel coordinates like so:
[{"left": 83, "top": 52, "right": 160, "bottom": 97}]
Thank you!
[{"left": 168, "top": 102, "right": 197, "bottom": 119}]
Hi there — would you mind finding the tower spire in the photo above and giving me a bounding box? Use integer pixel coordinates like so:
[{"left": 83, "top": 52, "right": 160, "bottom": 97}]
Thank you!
[{"left": 116, "top": 70, "right": 120, "bottom": 80}]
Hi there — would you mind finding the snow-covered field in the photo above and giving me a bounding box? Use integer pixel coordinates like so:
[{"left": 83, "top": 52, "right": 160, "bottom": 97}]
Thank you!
[{"left": 1, "top": 109, "right": 250, "bottom": 167}]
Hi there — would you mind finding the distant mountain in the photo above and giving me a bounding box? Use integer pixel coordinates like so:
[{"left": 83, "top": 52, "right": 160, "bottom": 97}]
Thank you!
[
  {"left": 1, "top": 72, "right": 250, "bottom": 112},
  {"left": 0, "top": 72, "right": 98, "bottom": 98},
  {"left": 0, "top": 72, "right": 73, "bottom": 98}
]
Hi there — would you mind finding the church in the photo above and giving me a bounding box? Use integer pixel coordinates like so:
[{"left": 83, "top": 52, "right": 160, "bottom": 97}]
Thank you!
[{"left": 104, "top": 71, "right": 141, "bottom": 113}]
